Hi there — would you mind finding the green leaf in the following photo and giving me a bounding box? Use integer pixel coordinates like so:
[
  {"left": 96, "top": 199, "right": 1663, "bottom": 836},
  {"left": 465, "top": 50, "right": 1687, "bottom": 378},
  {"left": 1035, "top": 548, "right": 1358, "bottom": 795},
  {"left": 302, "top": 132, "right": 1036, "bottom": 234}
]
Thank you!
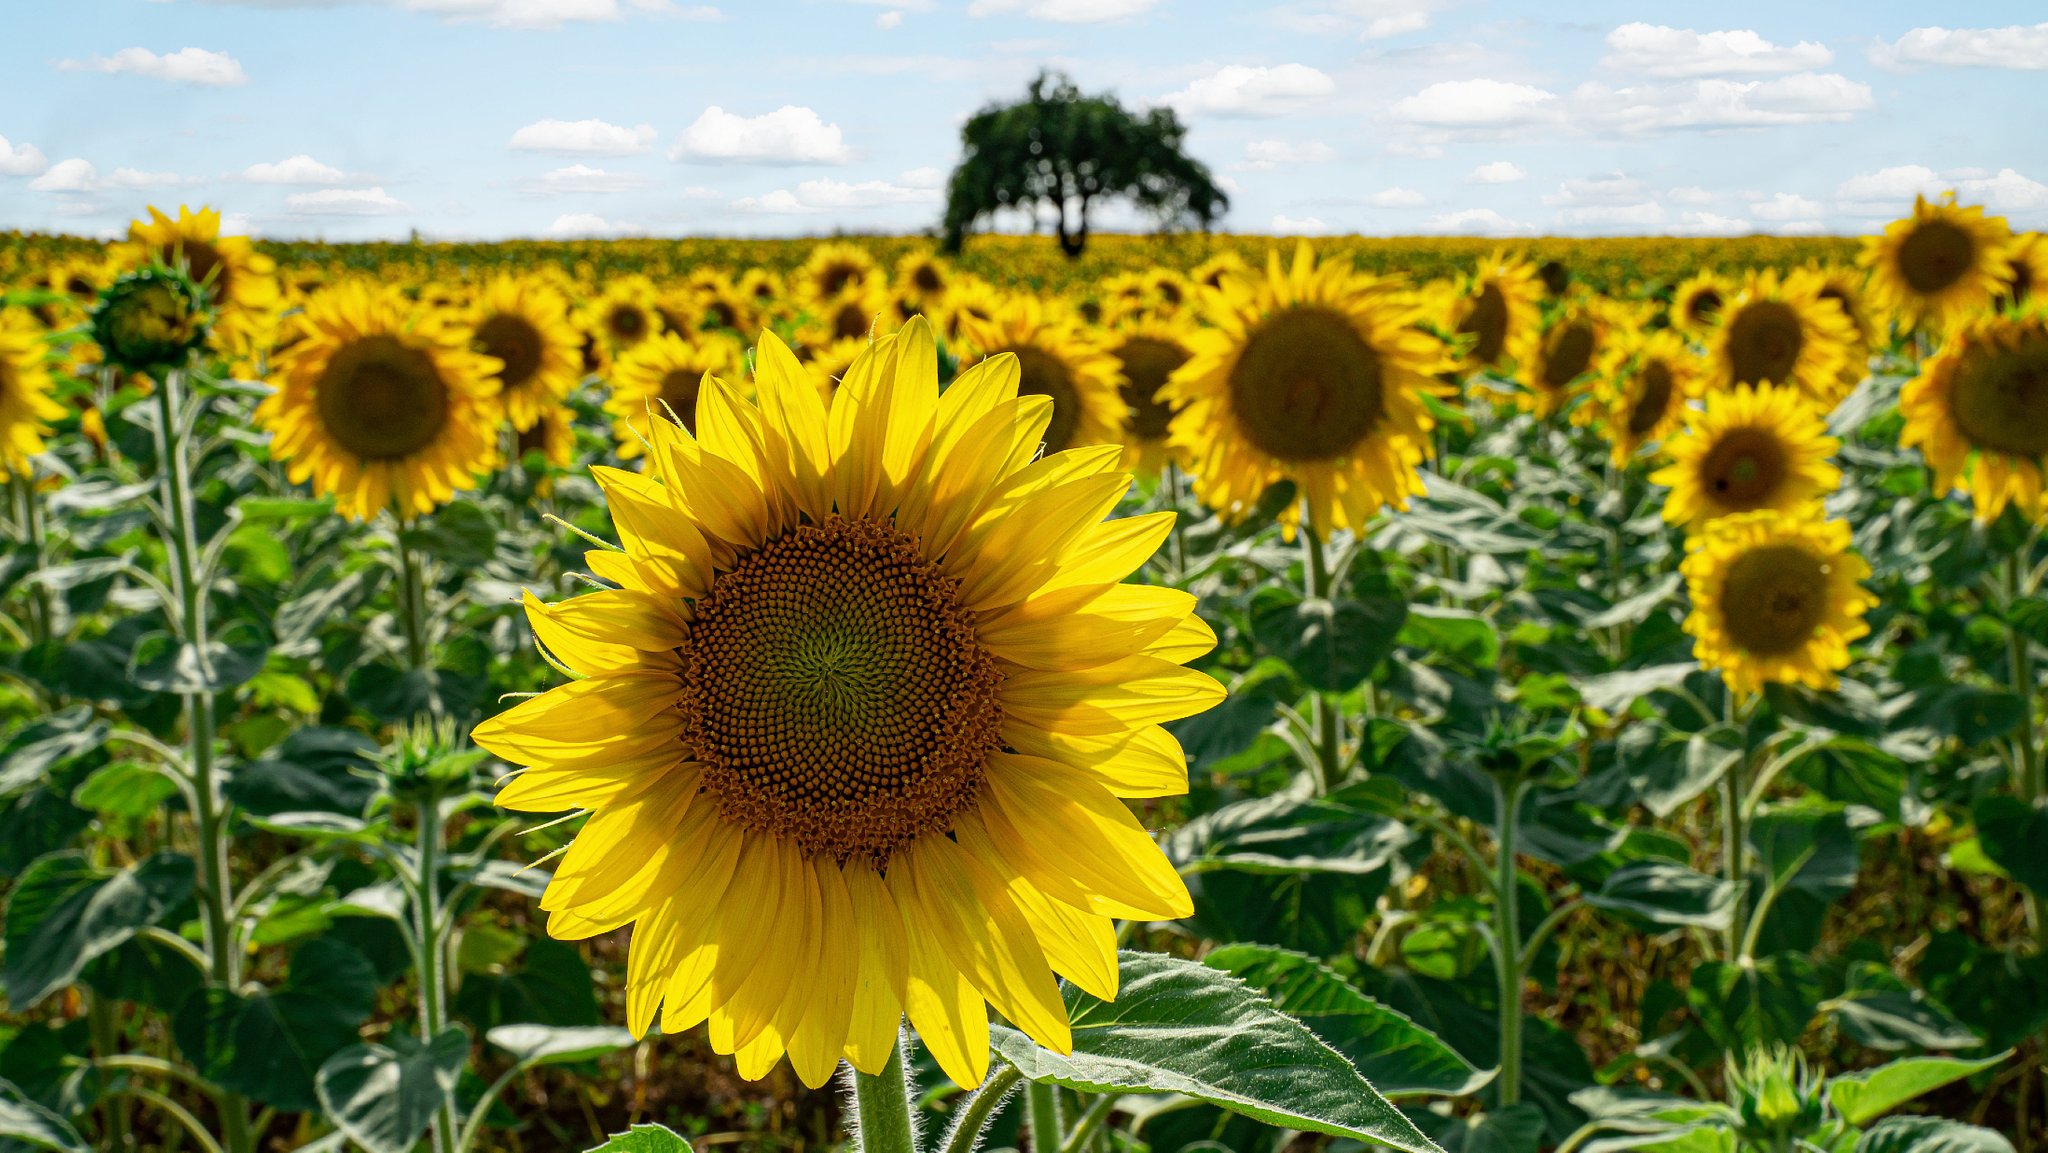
[
  {"left": 128, "top": 623, "right": 269, "bottom": 693},
  {"left": 1398, "top": 606, "right": 1500, "bottom": 668},
  {"left": 1854, "top": 1117, "right": 2015, "bottom": 1153},
  {"left": 987, "top": 951, "right": 1439, "bottom": 1153},
  {"left": 71, "top": 761, "right": 182, "bottom": 820},
  {"left": 1250, "top": 584, "right": 1407, "bottom": 692},
  {"left": 0, "top": 709, "right": 107, "bottom": 798},
  {"left": 1826, "top": 1051, "right": 2009, "bottom": 1126},
  {"left": 1686, "top": 953, "right": 1823, "bottom": 1051},
  {"left": 1826, "top": 990, "right": 1981, "bottom": 1052},
  {"left": 1572, "top": 664, "right": 1697, "bottom": 716},
  {"left": 485, "top": 1024, "right": 634, "bottom": 1068},
  {"left": 316, "top": 1028, "right": 471, "bottom": 1153},
  {"left": 579, "top": 1124, "right": 696, "bottom": 1153},
  {"left": 0, "top": 1076, "right": 89, "bottom": 1153},
  {"left": 1972, "top": 796, "right": 2048, "bottom": 898},
  {"left": 1165, "top": 791, "right": 1413, "bottom": 876},
  {"left": 1582, "top": 1124, "right": 1738, "bottom": 1153},
  {"left": 173, "top": 935, "right": 379, "bottom": 1111},
  {"left": 3, "top": 851, "right": 195, "bottom": 1010},
  {"left": 1204, "top": 944, "right": 1488, "bottom": 1097},
  {"left": 1412, "top": 1104, "right": 1546, "bottom": 1153},
  {"left": 224, "top": 726, "right": 381, "bottom": 819},
  {"left": 1584, "top": 862, "right": 1735, "bottom": 930}
]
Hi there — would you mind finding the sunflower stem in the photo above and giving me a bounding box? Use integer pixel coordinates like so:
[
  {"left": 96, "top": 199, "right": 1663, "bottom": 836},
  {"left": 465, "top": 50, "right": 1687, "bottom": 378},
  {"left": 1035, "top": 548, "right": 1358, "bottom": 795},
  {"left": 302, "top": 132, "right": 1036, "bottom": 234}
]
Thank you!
[
  {"left": 937, "top": 1064, "right": 1022, "bottom": 1153},
  {"left": 1721, "top": 692, "right": 1751, "bottom": 963},
  {"left": 850, "top": 1034, "right": 921, "bottom": 1153},
  {"left": 1026, "top": 1080, "right": 1063, "bottom": 1153},
  {"left": 1492, "top": 774, "right": 1529, "bottom": 1109},
  {"left": 2002, "top": 555, "right": 2047, "bottom": 954},
  {"left": 10, "top": 468, "right": 53, "bottom": 648},
  {"left": 1301, "top": 526, "right": 1341, "bottom": 794},
  {"left": 414, "top": 793, "right": 460, "bottom": 1153},
  {"left": 151, "top": 368, "right": 253, "bottom": 1153},
  {"left": 1164, "top": 464, "right": 1189, "bottom": 579},
  {"left": 395, "top": 524, "right": 430, "bottom": 676}
]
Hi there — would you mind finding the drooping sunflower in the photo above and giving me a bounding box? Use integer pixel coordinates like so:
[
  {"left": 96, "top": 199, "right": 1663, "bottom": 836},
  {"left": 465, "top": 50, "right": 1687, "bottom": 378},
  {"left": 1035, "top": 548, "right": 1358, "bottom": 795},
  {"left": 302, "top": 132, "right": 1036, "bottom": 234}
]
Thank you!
[
  {"left": 470, "top": 275, "right": 584, "bottom": 434},
  {"left": 1107, "top": 316, "right": 1196, "bottom": 475},
  {"left": 959, "top": 295, "right": 1126, "bottom": 456},
  {"left": 580, "top": 276, "right": 666, "bottom": 365},
  {"left": 1670, "top": 269, "right": 1734, "bottom": 340},
  {"left": 1650, "top": 384, "right": 1841, "bottom": 529},
  {"left": 116, "top": 205, "right": 279, "bottom": 351},
  {"left": 797, "top": 241, "right": 879, "bottom": 301},
  {"left": 1681, "top": 510, "right": 1873, "bottom": 698},
  {"left": 471, "top": 317, "right": 1220, "bottom": 1090},
  {"left": 514, "top": 402, "right": 576, "bottom": 472},
  {"left": 257, "top": 283, "right": 503, "bottom": 521},
  {"left": 1861, "top": 193, "right": 2013, "bottom": 332},
  {"left": 1602, "top": 329, "right": 1704, "bottom": 467},
  {"left": 1900, "top": 311, "right": 2048, "bottom": 523},
  {"left": 1807, "top": 264, "right": 1876, "bottom": 391},
  {"left": 0, "top": 312, "right": 63, "bottom": 479},
  {"left": 1520, "top": 297, "right": 1619, "bottom": 419},
  {"left": 1998, "top": 232, "right": 2047, "bottom": 313},
  {"left": 1163, "top": 242, "right": 1450, "bottom": 538},
  {"left": 1453, "top": 251, "right": 1542, "bottom": 375},
  {"left": 1708, "top": 269, "right": 1857, "bottom": 408},
  {"left": 604, "top": 330, "right": 740, "bottom": 458}
]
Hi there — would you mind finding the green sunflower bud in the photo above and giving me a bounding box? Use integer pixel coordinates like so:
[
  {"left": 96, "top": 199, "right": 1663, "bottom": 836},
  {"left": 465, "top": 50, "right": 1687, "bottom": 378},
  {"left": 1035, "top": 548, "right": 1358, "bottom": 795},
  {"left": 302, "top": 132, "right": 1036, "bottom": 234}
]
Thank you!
[{"left": 90, "top": 266, "right": 212, "bottom": 374}]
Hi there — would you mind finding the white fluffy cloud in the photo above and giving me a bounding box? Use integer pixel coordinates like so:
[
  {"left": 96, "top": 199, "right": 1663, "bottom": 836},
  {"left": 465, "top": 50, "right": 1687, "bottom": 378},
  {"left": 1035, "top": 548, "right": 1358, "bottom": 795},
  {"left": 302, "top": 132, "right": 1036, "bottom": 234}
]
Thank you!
[
  {"left": 1468, "top": 160, "right": 1526, "bottom": 184},
  {"left": 1238, "top": 139, "right": 1337, "bottom": 170},
  {"left": 0, "top": 135, "right": 49, "bottom": 177},
  {"left": 1269, "top": 0, "right": 1440, "bottom": 39},
  {"left": 57, "top": 47, "right": 247, "bottom": 86},
  {"left": 530, "top": 164, "right": 652, "bottom": 193},
  {"left": 508, "top": 118, "right": 658, "bottom": 156},
  {"left": 1574, "top": 73, "right": 1872, "bottom": 133},
  {"left": 1544, "top": 172, "right": 1653, "bottom": 207},
  {"left": 1270, "top": 214, "right": 1332, "bottom": 234},
  {"left": 1390, "top": 79, "right": 1560, "bottom": 128},
  {"left": 286, "top": 187, "right": 410, "bottom": 215},
  {"left": 1672, "top": 212, "right": 1752, "bottom": 235},
  {"left": 1830, "top": 165, "right": 2048, "bottom": 220},
  {"left": 875, "top": 9, "right": 902, "bottom": 27},
  {"left": 543, "top": 212, "right": 633, "bottom": 237},
  {"left": 29, "top": 159, "right": 102, "bottom": 193},
  {"left": 1601, "top": 23, "right": 1832, "bottom": 77},
  {"left": 671, "top": 106, "right": 852, "bottom": 164},
  {"left": 1871, "top": 23, "right": 2048, "bottom": 70},
  {"left": 1370, "top": 187, "right": 1428, "bottom": 208},
  {"left": 1556, "top": 201, "right": 1667, "bottom": 229},
  {"left": 965, "top": 0, "right": 1159, "bottom": 22},
  {"left": 1750, "top": 192, "right": 1825, "bottom": 220},
  {"left": 1162, "top": 64, "right": 1335, "bottom": 118},
  {"left": 1420, "top": 208, "right": 1531, "bottom": 235},
  {"left": 242, "top": 155, "right": 345, "bottom": 184},
  {"left": 730, "top": 173, "right": 941, "bottom": 214}
]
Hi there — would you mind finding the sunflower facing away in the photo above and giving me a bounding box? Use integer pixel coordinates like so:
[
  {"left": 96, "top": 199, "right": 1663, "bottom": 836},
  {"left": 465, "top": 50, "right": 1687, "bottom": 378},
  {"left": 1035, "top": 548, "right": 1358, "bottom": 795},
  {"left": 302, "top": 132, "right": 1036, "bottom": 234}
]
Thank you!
[
  {"left": 1861, "top": 193, "right": 2013, "bottom": 332},
  {"left": 1520, "top": 297, "right": 1619, "bottom": 420},
  {"left": 117, "top": 205, "right": 279, "bottom": 351},
  {"left": 1, "top": 313, "right": 63, "bottom": 479},
  {"left": 604, "top": 331, "right": 739, "bottom": 458},
  {"left": 959, "top": 295, "right": 1127, "bottom": 456},
  {"left": 471, "top": 275, "right": 584, "bottom": 434},
  {"left": 258, "top": 282, "right": 503, "bottom": 520},
  {"left": 1602, "top": 329, "right": 1702, "bottom": 467},
  {"left": 471, "top": 317, "right": 1221, "bottom": 1090},
  {"left": 1900, "top": 311, "right": 2048, "bottom": 523},
  {"left": 1453, "top": 251, "right": 1543, "bottom": 374},
  {"left": 1651, "top": 384, "right": 1841, "bottom": 529},
  {"left": 1708, "top": 269, "right": 1857, "bottom": 408},
  {"left": 1165, "top": 243, "right": 1448, "bottom": 538},
  {"left": 1682, "top": 510, "right": 1873, "bottom": 698}
]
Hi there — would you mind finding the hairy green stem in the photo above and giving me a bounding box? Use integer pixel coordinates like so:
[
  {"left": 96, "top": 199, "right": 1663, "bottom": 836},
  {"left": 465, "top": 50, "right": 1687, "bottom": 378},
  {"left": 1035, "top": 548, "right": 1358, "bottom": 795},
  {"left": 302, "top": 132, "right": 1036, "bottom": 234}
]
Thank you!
[
  {"left": 938, "top": 1064, "right": 1022, "bottom": 1153},
  {"left": 1026, "top": 1080, "right": 1063, "bottom": 1153},
  {"left": 2003, "top": 557, "right": 2048, "bottom": 954},
  {"left": 1302, "top": 526, "right": 1341, "bottom": 793},
  {"left": 1494, "top": 776, "right": 1528, "bottom": 1108},
  {"left": 849, "top": 1034, "right": 920, "bottom": 1153},
  {"left": 89, "top": 993, "right": 130, "bottom": 1151},
  {"left": 396, "top": 527, "right": 430, "bottom": 674},
  {"left": 416, "top": 797, "right": 460, "bottom": 1153},
  {"left": 152, "top": 370, "right": 252, "bottom": 1153},
  {"left": 1058, "top": 1093, "right": 1120, "bottom": 1153},
  {"left": 1721, "top": 696, "right": 1750, "bottom": 963},
  {"left": 1165, "top": 464, "right": 1189, "bottom": 579}
]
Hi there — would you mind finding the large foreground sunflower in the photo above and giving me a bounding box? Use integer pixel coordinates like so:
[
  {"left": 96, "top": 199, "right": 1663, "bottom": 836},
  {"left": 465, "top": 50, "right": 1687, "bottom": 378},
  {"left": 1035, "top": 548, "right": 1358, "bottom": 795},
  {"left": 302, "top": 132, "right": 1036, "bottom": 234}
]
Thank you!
[
  {"left": 959, "top": 295, "right": 1126, "bottom": 456},
  {"left": 1900, "top": 311, "right": 2048, "bottom": 523},
  {"left": 1861, "top": 194, "right": 2012, "bottom": 332},
  {"left": 117, "top": 205, "right": 279, "bottom": 351},
  {"left": 1708, "top": 269, "right": 1857, "bottom": 407},
  {"left": 258, "top": 283, "right": 502, "bottom": 520},
  {"left": 472, "top": 317, "right": 1220, "bottom": 1090},
  {"left": 1164, "top": 243, "right": 1449, "bottom": 537},
  {"left": 1681, "top": 510, "right": 1873, "bottom": 698},
  {"left": 1, "top": 313, "right": 63, "bottom": 478},
  {"left": 1651, "top": 384, "right": 1840, "bottom": 529},
  {"left": 471, "top": 275, "right": 584, "bottom": 433}
]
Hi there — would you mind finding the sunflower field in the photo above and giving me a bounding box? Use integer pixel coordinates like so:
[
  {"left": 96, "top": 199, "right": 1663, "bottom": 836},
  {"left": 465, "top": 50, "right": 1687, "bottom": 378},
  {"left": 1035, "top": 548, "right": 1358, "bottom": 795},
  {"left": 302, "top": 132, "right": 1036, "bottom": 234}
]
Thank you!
[{"left": 0, "top": 198, "right": 2044, "bottom": 1153}]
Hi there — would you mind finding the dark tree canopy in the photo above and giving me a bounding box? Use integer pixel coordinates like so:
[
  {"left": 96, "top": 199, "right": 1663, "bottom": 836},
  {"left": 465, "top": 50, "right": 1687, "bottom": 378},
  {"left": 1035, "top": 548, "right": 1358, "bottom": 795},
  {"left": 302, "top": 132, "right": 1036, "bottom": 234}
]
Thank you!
[{"left": 942, "top": 71, "right": 1229, "bottom": 259}]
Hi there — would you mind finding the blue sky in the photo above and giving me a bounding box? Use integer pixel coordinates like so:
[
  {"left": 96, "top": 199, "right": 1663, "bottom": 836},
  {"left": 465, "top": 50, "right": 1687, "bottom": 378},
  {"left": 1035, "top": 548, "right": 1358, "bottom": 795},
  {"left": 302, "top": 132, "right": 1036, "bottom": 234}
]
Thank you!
[{"left": 2, "top": 0, "right": 2044, "bottom": 240}]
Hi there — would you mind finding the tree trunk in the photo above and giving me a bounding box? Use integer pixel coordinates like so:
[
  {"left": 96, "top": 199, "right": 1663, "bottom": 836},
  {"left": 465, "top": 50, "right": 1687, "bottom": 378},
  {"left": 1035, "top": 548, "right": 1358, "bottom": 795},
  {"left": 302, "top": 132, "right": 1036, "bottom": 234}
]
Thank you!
[{"left": 1056, "top": 195, "right": 1089, "bottom": 259}]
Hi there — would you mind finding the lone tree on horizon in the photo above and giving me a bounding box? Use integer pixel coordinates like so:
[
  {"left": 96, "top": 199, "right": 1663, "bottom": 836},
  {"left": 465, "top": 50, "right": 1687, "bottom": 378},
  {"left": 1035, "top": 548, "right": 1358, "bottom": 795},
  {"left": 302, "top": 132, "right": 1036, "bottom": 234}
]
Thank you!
[{"left": 942, "top": 71, "right": 1228, "bottom": 259}]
